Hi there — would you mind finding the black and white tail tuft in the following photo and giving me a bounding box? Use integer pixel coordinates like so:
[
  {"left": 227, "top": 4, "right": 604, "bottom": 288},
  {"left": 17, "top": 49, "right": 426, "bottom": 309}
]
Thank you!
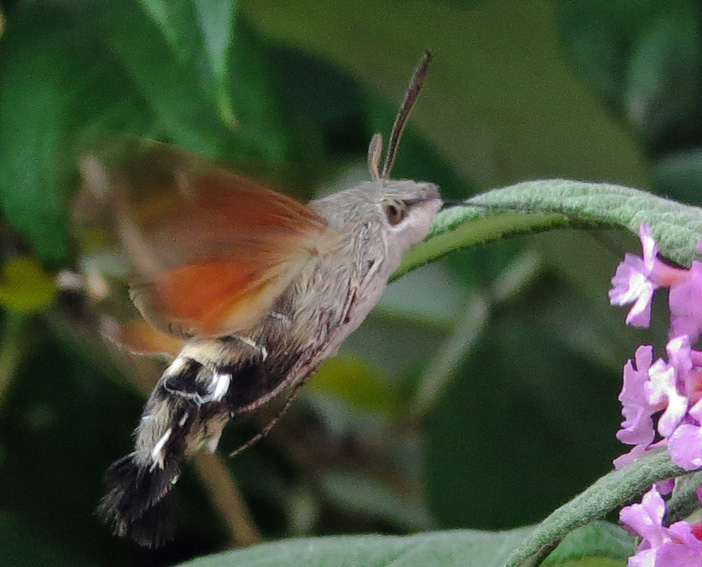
[{"left": 99, "top": 449, "right": 182, "bottom": 548}]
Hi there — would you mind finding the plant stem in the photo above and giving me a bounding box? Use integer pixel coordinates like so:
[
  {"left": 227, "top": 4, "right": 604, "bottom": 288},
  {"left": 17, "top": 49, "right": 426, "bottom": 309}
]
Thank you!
[
  {"left": 503, "top": 447, "right": 685, "bottom": 567},
  {"left": 406, "top": 249, "right": 542, "bottom": 423},
  {"left": 406, "top": 291, "right": 489, "bottom": 422},
  {"left": 193, "top": 453, "right": 263, "bottom": 547}
]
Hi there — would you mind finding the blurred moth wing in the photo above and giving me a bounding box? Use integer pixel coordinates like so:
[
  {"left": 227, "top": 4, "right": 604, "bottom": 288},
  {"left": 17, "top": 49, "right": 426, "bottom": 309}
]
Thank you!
[
  {"left": 79, "top": 142, "right": 330, "bottom": 340},
  {"left": 100, "top": 317, "right": 185, "bottom": 359}
]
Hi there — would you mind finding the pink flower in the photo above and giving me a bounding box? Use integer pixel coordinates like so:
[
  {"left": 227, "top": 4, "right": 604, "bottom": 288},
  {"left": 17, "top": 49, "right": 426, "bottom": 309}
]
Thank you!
[
  {"left": 669, "top": 262, "right": 702, "bottom": 344},
  {"left": 668, "top": 421, "right": 702, "bottom": 470},
  {"left": 617, "top": 345, "right": 656, "bottom": 446},
  {"left": 613, "top": 229, "right": 702, "bottom": 566},
  {"left": 614, "top": 443, "right": 650, "bottom": 470},
  {"left": 620, "top": 486, "right": 702, "bottom": 566},
  {"left": 609, "top": 225, "right": 659, "bottom": 327},
  {"left": 614, "top": 337, "right": 702, "bottom": 470},
  {"left": 656, "top": 522, "right": 702, "bottom": 566},
  {"left": 610, "top": 264, "right": 656, "bottom": 328},
  {"left": 656, "top": 338, "right": 702, "bottom": 471},
  {"left": 668, "top": 399, "right": 702, "bottom": 470},
  {"left": 646, "top": 357, "right": 687, "bottom": 438},
  {"left": 610, "top": 224, "right": 702, "bottom": 341},
  {"left": 620, "top": 486, "right": 666, "bottom": 547}
]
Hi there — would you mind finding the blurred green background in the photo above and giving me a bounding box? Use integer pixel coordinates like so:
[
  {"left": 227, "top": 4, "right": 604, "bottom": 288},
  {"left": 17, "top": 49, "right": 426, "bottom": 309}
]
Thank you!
[{"left": 0, "top": 0, "right": 698, "bottom": 565}]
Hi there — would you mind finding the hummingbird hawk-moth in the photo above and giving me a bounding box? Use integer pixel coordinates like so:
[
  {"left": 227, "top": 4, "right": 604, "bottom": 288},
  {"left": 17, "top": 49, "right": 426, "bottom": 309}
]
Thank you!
[{"left": 84, "top": 52, "right": 442, "bottom": 547}]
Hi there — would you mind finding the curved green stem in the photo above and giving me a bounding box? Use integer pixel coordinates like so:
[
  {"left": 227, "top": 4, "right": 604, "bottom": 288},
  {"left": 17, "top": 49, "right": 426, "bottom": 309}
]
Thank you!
[{"left": 503, "top": 448, "right": 685, "bottom": 567}]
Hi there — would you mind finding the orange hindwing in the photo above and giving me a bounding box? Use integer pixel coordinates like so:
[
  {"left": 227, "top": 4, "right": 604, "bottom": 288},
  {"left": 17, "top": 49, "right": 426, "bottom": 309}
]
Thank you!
[{"left": 78, "top": 140, "right": 328, "bottom": 339}]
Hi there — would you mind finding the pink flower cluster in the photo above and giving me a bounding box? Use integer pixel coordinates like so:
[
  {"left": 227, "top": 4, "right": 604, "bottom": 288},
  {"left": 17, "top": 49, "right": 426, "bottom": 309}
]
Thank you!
[
  {"left": 610, "top": 225, "right": 702, "bottom": 469},
  {"left": 610, "top": 224, "right": 702, "bottom": 565},
  {"left": 620, "top": 486, "right": 702, "bottom": 566}
]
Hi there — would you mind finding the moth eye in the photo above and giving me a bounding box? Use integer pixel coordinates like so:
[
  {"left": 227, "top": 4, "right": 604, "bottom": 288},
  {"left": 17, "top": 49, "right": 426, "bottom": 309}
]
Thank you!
[{"left": 382, "top": 200, "right": 408, "bottom": 226}]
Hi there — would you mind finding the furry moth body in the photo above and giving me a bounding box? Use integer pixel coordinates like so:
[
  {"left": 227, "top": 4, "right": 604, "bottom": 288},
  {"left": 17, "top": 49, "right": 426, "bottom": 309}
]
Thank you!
[{"left": 94, "top": 52, "right": 441, "bottom": 547}]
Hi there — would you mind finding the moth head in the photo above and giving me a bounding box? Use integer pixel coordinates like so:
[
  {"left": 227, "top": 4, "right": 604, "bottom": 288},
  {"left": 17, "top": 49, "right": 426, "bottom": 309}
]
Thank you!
[
  {"left": 312, "top": 178, "right": 440, "bottom": 258},
  {"left": 375, "top": 179, "right": 441, "bottom": 251}
]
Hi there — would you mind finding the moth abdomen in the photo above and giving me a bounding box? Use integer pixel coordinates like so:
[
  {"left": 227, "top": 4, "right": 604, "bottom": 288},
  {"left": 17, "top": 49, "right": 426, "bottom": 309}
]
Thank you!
[
  {"left": 99, "top": 352, "right": 230, "bottom": 547},
  {"left": 99, "top": 451, "right": 180, "bottom": 548}
]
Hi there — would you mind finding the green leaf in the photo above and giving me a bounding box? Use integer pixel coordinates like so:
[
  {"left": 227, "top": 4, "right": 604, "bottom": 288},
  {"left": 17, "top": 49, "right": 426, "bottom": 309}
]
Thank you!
[
  {"left": 0, "top": 257, "right": 57, "bottom": 312},
  {"left": 0, "top": 5, "right": 153, "bottom": 263},
  {"left": 0, "top": 0, "right": 294, "bottom": 267},
  {"left": 193, "top": 0, "right": 237, "bottom": 125},
  {"left": 178, "top": 528, "right": 535, "bottom": 567},
  {"left": 624, "top": 13, "right": 702, "bottom": 142},
  {"left": 226, "top": 19, "right": 292, "bottom": 164},
  {"left": 91, "top": 0, "right": 229, "bottom": 154},
  {"left": 557, "top": 0, "right": 702, "bottom": 146},
  {"left": 543, "top": 522, "right": 635, "bottom": 566},
  {"left": 91, "top": 0, "right": 291, "bottom": 163},
  {"left": 396, "top": 179, "right": 702, "bottom": 279},
  {"left": 309, "top": 356, "right": 397, "bottom": 414},
  {"left": 136, "top": 0, "right": 237, "bottom": 126},
  {"left": 0, "top": 14, "right": 74, "bottom": 263},
  {"left": 176, "top": 523, "right": 635, "bottom": 567},
  {"left": 242, "top": 0, "right": 649, "bottom": 190}
]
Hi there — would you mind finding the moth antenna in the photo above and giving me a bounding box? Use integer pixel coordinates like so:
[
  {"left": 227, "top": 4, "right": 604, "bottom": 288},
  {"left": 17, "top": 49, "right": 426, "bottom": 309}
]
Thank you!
[
  {"left": 368, "top": 133, "right": 383, "bottom": 180},
  {"left": 381, "top": 50, "right": 432, "bottom": 179},
  {"left": 228, "top": 374, "right": 311, "bottom": 459}
]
